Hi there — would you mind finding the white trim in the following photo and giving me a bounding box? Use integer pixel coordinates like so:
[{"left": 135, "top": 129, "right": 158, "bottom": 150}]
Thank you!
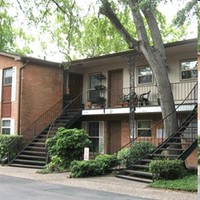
[
  {"left": 0, "top": 69, "right": 2, "bottom": 103},
  {"left": 10, "top": 119, "right": 15, "bottom": 135},
  {"left": 11, "top": 66, "right": 16, "bottom": 102},
  {"left": 99, "top": 121, "right": 104, "bottom": 154},
  {"left": 1, "top": 118, "right": 13, "bottom": 135},
  {"left": 82, "top": 121, "right": 105, "bottom": 154}
]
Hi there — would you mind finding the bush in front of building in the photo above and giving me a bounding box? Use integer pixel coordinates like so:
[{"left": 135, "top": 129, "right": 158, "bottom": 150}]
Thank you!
[
  {"left": 198, "top": 135, "right": 200, "bottom": 164},
  {"left": 70, "top": 154, "right": 118, "bottom": 178},
  {"left": 149, "top": 159, "right": 186, "bottom": 180},
  {"left": 0, "top": 135, "right": 21, "bottom": 164},
  {"left": 46, "top": 128, "right": 91, "bottom": 169},
  {"left": 117, "top": 141, "right": 156, "bottom": 168}
]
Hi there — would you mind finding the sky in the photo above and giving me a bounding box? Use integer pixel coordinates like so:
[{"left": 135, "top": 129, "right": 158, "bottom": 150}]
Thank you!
[{"left": 13, "top": 0, "right": 197, "bottom": 62}]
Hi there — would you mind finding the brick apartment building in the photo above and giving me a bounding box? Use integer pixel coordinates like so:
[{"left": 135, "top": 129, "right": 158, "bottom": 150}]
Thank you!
[{"left": 0, "top": 52, "right": 63, "bottom": 141}]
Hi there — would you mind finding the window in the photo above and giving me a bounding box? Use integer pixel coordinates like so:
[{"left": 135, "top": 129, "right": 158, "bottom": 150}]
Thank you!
[
  {"left": 181, "top": 60, "right": 197, "bottom": 80},
  {"left": 138, "top": 66, "right": 153, "bottom": 84},
  {"left": 2, "top": 119, "right": 11, "bottom": 135},
  {"left": 88, "top": 73, "right": 101, "bottom": 103},
  {"left": 82, "top": 121, "right": 104, "bottom": 153},
  {"left": 3, "top": 68, "right": 12, "bottom": 85},
  {"left": 88, "top": 122, "right": 99, "bottom": 152},
  {"left": 137, "top": 120, "right": 151, "bottom": 137}
]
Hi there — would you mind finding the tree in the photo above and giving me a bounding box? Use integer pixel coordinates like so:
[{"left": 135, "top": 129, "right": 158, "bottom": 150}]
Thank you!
[
  {"left": 14, "top": 0, "right": 196, "bottom": 136},
  {"left": 0, "top": 0, "right": 33, "bottom": 54},
  {"left": 14, "top": 0, "right": 188, "bottom": 59},
  {"left": 99, "top": 0, "right": 180, "bottom": 136}
]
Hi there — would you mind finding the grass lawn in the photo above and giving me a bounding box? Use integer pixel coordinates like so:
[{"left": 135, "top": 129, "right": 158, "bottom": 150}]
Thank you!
[{"left": 148, "top": 174, "right": 197, "bottom": 192}]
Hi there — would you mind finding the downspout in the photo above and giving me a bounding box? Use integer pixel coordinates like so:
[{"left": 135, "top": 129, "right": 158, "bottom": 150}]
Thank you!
[{"left": 17, "top": 60, "right": 29, "bottom": 135}]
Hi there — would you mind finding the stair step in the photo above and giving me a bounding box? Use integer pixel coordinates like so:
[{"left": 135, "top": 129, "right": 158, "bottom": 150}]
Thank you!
[
  {"left": 123, "top": 170, "right": 153, "bottom": 178},
  {"left": 153, "top": 154, "right": 179, "bottom": 158},
  {"left": 139, "top": 159, "right": 152, "bottom": 163},
  {"left": 160, "top": 148, "right": 183, "bottom": 151},
  {"left": 18, "top": 154, "right": 46, "bottom": 160},
  {"left": 9, "top": 163, "right": 44, "bottom": 169},
  {"left": 13, "top": 159, "right": 46, "bottom": 165},
  {"left": 23, "top": 150, "right": 47, "bottom": 155},
  {"left": 130, "top": 164, "right": 149, "bottom": 169},
  {"left": 26, "top": 146, "right": 46, "bottom": 150},
  {"left": 115, "top": 174, "right": 153, "bottom": 183}
]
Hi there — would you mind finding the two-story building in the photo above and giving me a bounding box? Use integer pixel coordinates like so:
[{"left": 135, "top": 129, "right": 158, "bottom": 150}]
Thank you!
[
  {"left": 0, "top": 52, "right": 64, "bottom": 142},
  {"left": 3, "top": 38, "right": 197, "bottom": 169},
  {"left": 68, "top": 39, "right": 197, "bottom": 159}
]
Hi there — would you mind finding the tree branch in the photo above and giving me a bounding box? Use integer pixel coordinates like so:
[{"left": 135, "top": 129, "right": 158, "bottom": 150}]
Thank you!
[
  {"left": 128, "top": 0, "right": 150, "bottom": 52},
  {"left": 141, "top": 5, "right": 166, "bottom": 61},
  {"left": 99, "top": 0, "right": 139, "bottom": 51}
]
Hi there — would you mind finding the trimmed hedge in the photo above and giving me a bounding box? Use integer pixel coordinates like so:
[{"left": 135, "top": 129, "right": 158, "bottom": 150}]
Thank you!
[
  {"left": 70, "top": 154, "right": 118, "bottom": 178},
  {"left": 0, "top": 135, "right": 21, "bottom": 163},
  {"left": 149, "top": 159, "right": 186, "bottom": 180}
]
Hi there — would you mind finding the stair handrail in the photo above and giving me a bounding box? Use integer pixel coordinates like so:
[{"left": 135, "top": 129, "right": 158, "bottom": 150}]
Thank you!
[
  {"left": 45, "top": 93, "right": 83, "bottom": 164},
  {"left": 46, "top": 92, "right": 83, "bottom": 141},
  {"left": 116, "top": 82, "right": 197, "bottom": 152},
  {"left": 7, "top": 98, "right": 63, "bottom": 163}
]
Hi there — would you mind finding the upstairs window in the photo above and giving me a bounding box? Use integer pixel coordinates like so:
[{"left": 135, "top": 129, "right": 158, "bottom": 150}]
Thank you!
[
  {"left": 181, "top": 60, "right": 197, "bottom": 80},
  {"left": 138, "top": 66, "right": 153, "bottom": 84},
  {"left": 88, "top": 73, "right": 101, "bottom": 103},
  {"left": 3, "top": 68, "right": 12, "bottom": 85}
]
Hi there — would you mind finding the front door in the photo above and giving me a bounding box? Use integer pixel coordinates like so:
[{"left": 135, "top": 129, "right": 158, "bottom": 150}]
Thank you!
[
  {"left": 108, "top": 121, "right": 121, "bottom": 154},
  {"left": 108, "top": 69, "right": 123, "bottom": 107},
  {"left": 69, "top": 73, "right": 83, "bottom": 99}
]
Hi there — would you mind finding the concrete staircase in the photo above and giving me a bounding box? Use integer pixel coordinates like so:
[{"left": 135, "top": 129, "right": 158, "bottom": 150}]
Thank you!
[{"left": 9, "top": 109, "right": 81, "bottom": 169}]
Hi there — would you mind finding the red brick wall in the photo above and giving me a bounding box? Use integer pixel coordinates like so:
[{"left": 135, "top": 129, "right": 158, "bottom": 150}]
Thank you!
[
  {"left": 20, "top": 63, "right": 63, "bottom": 140},
  {"left": 0, "top": 55, "right": 22, "bottom": 133}
]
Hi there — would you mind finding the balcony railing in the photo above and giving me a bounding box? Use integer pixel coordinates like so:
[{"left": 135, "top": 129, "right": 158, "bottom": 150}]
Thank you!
[{"left": 84, "top": 81, "right": 197, "bottom": 109}]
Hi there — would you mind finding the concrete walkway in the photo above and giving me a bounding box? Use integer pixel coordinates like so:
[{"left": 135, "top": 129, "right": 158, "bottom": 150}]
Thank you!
[{"left": 0, "top": 166, "right": 197, "bottom": 200}]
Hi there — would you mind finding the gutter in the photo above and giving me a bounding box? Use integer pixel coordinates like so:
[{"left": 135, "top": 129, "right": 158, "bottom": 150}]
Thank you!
[{"left": 17, "top": 59, "right": 29, "bottom": 135}]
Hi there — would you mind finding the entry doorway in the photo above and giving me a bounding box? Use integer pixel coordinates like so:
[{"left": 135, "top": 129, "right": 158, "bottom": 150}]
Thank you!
[
  {"left": 108, "top": 121, "right": 121, "bottom": 154},
  {"left": 108, "top": 69, "right": 123, "bottom": 107}
]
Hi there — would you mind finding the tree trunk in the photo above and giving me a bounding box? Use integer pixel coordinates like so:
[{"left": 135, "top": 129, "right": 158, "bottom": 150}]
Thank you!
[{"left": 100, "top": 0, "right": 178, "bottom": 137}]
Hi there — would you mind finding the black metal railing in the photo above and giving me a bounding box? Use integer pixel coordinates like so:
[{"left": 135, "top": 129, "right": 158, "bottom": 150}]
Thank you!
[
  {"left": 45, "top": 93, "right": 83, "bottom": 164},
  {"left": 116, "top": 82, "right": 197, "bottom": 152},
  {"left": 7, "top": 99, "right": 63, "bottom": 163},
  {"left": 84, "top": 81, "right": 197, "bottom": 109}
]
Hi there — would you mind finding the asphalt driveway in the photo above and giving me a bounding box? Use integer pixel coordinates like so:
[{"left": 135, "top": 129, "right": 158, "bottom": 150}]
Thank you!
[
  {"left": 0, "top": 166, "right": 197, "bottom": 200},
  {"left": 0, "top": 174, "right": 153, "bottom": 200}
]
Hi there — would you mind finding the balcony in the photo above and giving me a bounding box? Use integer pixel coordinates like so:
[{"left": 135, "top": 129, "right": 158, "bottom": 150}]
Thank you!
[{"left": 82, "top": 81, "right": 197, "bottom": 115}]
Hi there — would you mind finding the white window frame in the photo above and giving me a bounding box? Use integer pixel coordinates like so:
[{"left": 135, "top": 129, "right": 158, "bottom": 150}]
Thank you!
[
  {"left": 82, "top": 121, "right": 104, "bottom": 154},
  {"left": 137, "top": 120, "right": 152, "bottom": 137},
  {"left": 1, "top": 118, "right": 15, "bottom": 135},
  {"left": 137, "top": 66, "right": 153, "bottom": 84},
  {"left": 180, "top": 59, "right": 197, "bottom": 80},
  {"left": 11, "top": 67, "right": 16, "bottom": 102},
  {"left": 3, "top": 67, "right": 12, "bottom": 86}
]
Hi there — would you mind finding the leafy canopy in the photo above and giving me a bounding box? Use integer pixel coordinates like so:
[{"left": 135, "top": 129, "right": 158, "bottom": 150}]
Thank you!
[{"left": 10, "top": 0, "right": 195, "bottom": 60}]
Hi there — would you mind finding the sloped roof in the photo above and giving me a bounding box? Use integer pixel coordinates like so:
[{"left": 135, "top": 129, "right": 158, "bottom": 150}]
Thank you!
[
  {"left": 0, "top": 52, "right": 62, "bottom": 68},
  {"left": 68, "top": 38, "right": 197, "bottom": 66}
]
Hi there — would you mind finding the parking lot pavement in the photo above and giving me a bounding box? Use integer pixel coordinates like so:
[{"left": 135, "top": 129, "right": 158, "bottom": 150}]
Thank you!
[{"left": 0, "top": 166, "right": 197, "bottom": 200}]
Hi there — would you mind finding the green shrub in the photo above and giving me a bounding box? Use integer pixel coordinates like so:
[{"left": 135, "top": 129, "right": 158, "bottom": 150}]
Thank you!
[
  {"left": 117, "top": 148, "right": 130, "bottom": 167},
  {"left": 0, "top": 135, "right": 21, "bottom": 163},
  {"left": 46, "top": 128, "right": 91, "bottom": 169},
  {"left": 149, "top": 159, "right": 186, "bottom": 180},
  {"left": 126, "top": 142, "right": 156, "bottom": 167},
  {"left": 198, "top": 136, "right": 200, "bottom": 164},
  {"left": 70, "top": 154, "right": 118, "bottom": 178}
]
